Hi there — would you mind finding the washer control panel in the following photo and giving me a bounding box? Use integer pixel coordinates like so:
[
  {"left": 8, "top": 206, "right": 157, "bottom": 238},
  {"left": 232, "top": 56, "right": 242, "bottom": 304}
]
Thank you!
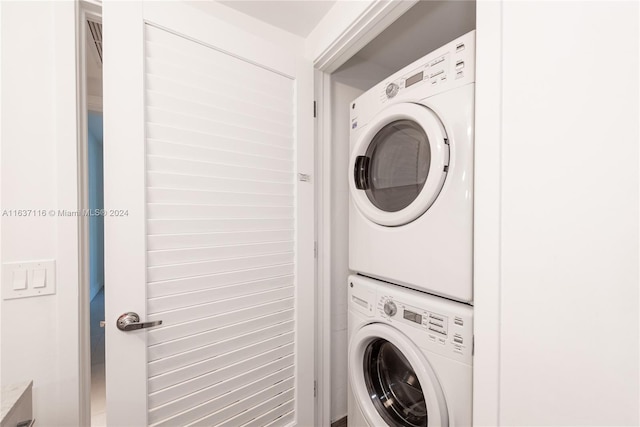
[
  {"left": 350, "top": 275, "right": 473, "bottom": 363},
  {"left": 378, "top": 294, "right": 471, "bottom": 357}
]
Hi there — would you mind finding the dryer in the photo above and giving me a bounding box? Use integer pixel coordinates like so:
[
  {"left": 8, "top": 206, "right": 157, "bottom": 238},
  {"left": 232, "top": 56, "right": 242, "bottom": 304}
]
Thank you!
[
  {"left": 349, "top": 31, "right": 475, "bottom": 302},
  {"left": 347, "top": 274, "right": 473, "bottom": 427}
]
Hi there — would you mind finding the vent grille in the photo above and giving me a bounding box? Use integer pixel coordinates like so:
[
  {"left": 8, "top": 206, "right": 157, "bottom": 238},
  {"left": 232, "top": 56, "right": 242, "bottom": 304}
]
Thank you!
[{"left": 87, "top": 20, "right": 102, "bottom": 63}]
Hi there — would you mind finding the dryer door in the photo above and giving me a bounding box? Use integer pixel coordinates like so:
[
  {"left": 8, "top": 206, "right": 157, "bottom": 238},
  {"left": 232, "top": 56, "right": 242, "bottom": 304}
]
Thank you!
[
  {"left": 349, "top": 323, "right": 448, "bottom": 427},
  {"left": 350, "top": 103, "right": 448, "bottom": 226}
]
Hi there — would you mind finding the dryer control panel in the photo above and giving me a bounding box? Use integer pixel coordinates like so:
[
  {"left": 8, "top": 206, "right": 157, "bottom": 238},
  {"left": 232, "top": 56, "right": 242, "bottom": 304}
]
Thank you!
[{"left": 350, "top": 30, "right": 475, "bottom": 134}]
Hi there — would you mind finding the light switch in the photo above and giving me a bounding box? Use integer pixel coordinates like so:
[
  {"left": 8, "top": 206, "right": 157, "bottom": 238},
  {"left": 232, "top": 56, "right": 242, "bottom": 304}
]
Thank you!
[
  {"left": 3, "top": 260, "right": 56, "bottom": 299},
  {"left": 32, "top": 269, "right": 47, "bottom": 288},
  {"left": 12, "top": 270, "right": 27, "bottom": 290}
]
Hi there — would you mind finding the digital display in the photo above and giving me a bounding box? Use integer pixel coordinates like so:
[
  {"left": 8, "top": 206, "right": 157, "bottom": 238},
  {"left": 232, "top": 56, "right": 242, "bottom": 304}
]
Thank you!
[
  {"left": 403, "top": 310, "right": 423, "bottom": 324},
  {"left": 405, "top": 72, "right": 424, "bottom": 88}
]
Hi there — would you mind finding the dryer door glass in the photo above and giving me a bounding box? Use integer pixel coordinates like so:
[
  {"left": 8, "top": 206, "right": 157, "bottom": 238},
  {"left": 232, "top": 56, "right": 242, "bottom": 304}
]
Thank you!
[
  {"left": 364, "top": 338, "right": 427, "bottom": 427},
  {"left": 364, "top": 120, "right": 431, "bottom": 212}
]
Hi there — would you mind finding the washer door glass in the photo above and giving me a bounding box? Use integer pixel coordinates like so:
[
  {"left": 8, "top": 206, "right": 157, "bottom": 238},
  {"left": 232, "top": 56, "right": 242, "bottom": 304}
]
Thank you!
[
  {"left": 363, "top": 119, "right": 431, "bottom": 212},
  {"left": 364, "top": 338, "right": 427, "bottom": 427}
]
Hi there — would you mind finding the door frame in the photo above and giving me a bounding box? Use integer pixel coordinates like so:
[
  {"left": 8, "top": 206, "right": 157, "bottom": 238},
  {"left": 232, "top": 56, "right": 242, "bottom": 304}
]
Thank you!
[{"left": 311, "top": 1, "right": 503, "bottom": 425}]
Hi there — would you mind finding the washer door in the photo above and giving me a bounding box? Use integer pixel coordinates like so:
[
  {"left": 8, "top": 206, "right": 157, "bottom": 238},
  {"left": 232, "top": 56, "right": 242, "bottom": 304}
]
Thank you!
[
  {"left": 349, "top": 323, "right": 449, "bottom": 427},
  {"left": 350, "top": 103, "right": 448, "bottom": 226}
]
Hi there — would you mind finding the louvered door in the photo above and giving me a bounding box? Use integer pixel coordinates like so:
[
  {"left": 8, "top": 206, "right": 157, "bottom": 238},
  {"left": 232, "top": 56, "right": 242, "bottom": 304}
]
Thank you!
[{"left": 103, "top": 2, "right": 314, "bottom": 426}]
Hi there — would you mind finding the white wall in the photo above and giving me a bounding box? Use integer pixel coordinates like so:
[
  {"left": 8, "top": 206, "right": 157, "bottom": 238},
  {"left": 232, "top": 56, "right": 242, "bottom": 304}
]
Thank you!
[
  {"left": 329, "top": 77, "right": 362, "bottom": 424},
  {"left": 0, "top": 1, "right": 80, "bottom": 426},
  {"left": 498, "top": 1, "right": 639, "bottom": 424}
]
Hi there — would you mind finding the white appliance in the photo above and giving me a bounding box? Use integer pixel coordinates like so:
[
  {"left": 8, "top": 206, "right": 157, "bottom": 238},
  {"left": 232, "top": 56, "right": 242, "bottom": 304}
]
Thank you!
[
  {"left": 347, "top": 275, "right": 473, "bottom": 427},
  {"left": 349, "top": 31, "right": 475, "bottom": 302}
]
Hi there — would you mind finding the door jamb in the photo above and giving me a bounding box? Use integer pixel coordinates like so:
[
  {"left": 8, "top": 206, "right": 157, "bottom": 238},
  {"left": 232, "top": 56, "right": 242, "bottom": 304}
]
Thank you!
[{"left": 77, "top": 2, "right": 102, "bottom": 426}]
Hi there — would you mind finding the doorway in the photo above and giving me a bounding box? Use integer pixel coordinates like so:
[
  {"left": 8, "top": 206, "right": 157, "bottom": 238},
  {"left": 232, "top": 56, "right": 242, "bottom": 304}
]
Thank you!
[
  {"left": 83, "top": 6, "right": 105, "bottom": 426},
  {"left": 87, "top": 108, "right": 104, "bottom": 426}
]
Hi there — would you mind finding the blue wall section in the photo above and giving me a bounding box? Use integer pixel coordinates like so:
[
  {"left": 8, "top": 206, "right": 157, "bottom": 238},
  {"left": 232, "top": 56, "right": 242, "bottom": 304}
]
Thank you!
[{"left": 88, "top": 112, "right": 104, "bottom": 302}]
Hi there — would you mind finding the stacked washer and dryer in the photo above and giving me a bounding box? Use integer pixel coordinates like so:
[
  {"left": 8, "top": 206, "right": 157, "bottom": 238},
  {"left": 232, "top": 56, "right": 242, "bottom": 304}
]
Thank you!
[{"left": 347, "top": 31, "right": 476, "bottom": 427}]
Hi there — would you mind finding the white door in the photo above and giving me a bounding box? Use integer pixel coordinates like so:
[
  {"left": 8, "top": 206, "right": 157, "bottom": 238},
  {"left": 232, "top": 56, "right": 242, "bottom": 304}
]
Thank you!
[
  {"left": 349, "top": 324, "right": 448, "bottom": 427},
  {"left": 349, "top": 103, "right": 449, "bottom": 226},
  {"left": 102, "top": 2, "right": 315, "bottom": 426}
]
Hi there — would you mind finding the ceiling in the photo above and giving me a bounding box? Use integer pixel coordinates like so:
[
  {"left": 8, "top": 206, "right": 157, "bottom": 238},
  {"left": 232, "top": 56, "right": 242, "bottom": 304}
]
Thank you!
[
  {"left": 218, "top": 0, "right": 335, "bottom": 37},
  {"left": 353, "top": 0, "right": 476, "bottom": 73}
]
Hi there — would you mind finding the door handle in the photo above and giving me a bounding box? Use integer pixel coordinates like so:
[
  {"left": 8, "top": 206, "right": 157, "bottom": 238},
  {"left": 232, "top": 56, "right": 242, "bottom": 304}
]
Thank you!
[
  {"left": 354, "top": 155, "right": 370, "bottom": 190},
  {"left": 116, "top": 312, "right": 162, "bottom": 331}
]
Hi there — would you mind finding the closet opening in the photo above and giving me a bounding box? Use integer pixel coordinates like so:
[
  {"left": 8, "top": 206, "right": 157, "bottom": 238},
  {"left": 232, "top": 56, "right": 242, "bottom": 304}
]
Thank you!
[{"left": 79, "top": 2, "right": 105, "bottom": 425}]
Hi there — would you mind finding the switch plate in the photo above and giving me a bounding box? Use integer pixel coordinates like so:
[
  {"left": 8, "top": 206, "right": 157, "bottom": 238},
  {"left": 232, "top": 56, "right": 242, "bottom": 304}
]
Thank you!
[{"left": 2, "top": 260, "right": 56, "bottom": 300}]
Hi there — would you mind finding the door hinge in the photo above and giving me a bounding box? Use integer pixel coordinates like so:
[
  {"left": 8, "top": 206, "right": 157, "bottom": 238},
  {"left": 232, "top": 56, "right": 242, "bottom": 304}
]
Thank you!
[
  {"left": 314, "top": 380, "right": 317, "bottom": 397},
  {"left": 313, "top": 101, "right": 317, "bottom": 118}
]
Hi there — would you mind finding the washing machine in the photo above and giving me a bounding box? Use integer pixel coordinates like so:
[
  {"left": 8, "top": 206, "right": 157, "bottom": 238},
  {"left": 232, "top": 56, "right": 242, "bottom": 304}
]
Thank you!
[
  {"left": 347, "top": 274, "right": 472, "bottom": 427},
  {"left": 349, "top": 31, "right": 475, "bottom": 302}
]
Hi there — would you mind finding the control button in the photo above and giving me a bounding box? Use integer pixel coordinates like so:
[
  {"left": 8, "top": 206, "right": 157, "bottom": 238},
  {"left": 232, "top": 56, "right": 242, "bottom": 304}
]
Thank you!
[
  {"left": 456, "top": 61, "right": 465, "bottom": 70},
  {"left": 385, "top": 83, "right": 399, "bottom": 98},
  {"left": 456, "top": 71, "right": 464, "bottom": 79},
  {"left": 32, "top": 269, "right": 46, "bottom": 288},
  {"left": 430, "top": 56, "right": 445, "bottom": 67},
  {"left": 454, "top": 317, "right": 464, "bottom": 326},
  {"left": 438, "top": 338, "right": 446, "bottom": 345},
  {"left": 456, "top": 43, "right": 465, "bottom": 53},
  {"left": 383, "top": 301, "right": 397, "bottom": 317},
  {"left": 428, "top": 334, "right": 436, "bottom": 342},
  {"left": 12, "top": 270, "right": 27, "bottom": 290},
  {"left": 430, "top": 70, "right": 444, "bottom": 79},
  {"left": 428, "top": 326, "right": 446, "bottom": 336}
]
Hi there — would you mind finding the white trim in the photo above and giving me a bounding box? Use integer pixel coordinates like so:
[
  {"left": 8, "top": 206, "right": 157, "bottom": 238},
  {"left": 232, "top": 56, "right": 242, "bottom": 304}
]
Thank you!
[
  {"left": 0, "top": 0, "right": 3, "bottom": 391},
  {"left": 77, "top": 3, "right": 102, "bottom": 426},
  {"left": 53, "top": 1, "right": 82, "bottom": 425},
  {"left": 314, "top": 69, "right": 332, "bottom": 427},
  {"left": 310, "top": 0, "right": 418, "bottom": 74},
  {"left": 473, "top": 1, "right": 503, "bottom": 425}
]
